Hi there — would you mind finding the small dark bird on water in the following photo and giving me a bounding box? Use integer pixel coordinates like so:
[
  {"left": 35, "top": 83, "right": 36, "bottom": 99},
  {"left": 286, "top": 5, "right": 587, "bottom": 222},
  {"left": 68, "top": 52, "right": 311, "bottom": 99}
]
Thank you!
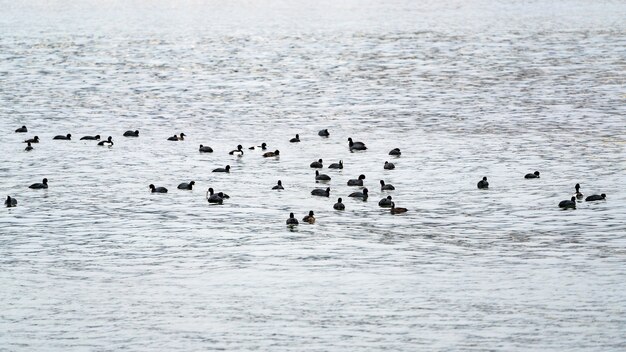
[
  {"left": 390, "top": 202, "right": 408, "bottom": 214},
  {"left": 199, "top": 144, "right": 213, "bottom": 153},
  {"left": 318, "top": 129, "right": 329, "bottom": 137},
  {"left": 384, "top": 161, "right": 395, "bottom": 170},
  {"left": 123, "top": 130, "right": 139, "bottom": 137},
  {"left": 328, "top": 160, "right": 343, "bottom": 169},
  {"left": 212, "top": 165, "right": 231, "bottom": 173},
  {"left": 81, "top": 135, "right": 101, "bottom": 140},
  {"left": 477, "top": 177, "right": 489, "bottom": 189},
  {"left": 559, "top": 196, "right": 576, "bottom": 209},
  {"left": 315, "top": 170, "right": 331, "bottom": 182},
  {"left": 29, "top": 178, "right": 48, "bottom": 189},
  {"left": 585, "top": 193, "right": 606, "bottom": 202},
  {"left": 25, "top": 142, "right": 34, "bottom": 151},
  {"left": 167, "top": 133, "right": 185, "bottom": 141},
  {"left": 290, "top": 134, "right": 300, "bottom": 143},
  {"left": 97, "top": 136, "right": 113, "bottom": 146},
  {"left": 311, "top": 187, "right": 330, "bottom": 197},
  {"left": 303, "top": 211, "right": 316, "bottom": 224},
  {"left": 15, "top": 126, "right": 28, "bottom": 133},
  {"left": 286, "top": 212, "right": 299, "bottom": 226},
  {"left": 348, "top": 137, "right": 367, "bottom": 151},
  {"left": 310, "top": 159, "right": 323, "bottom": 168},
  {"left": 272, "top": 180, "right": 284, "bottom": 190},
  {"left": 149, "top": 184, "right": 168, "bottom": 193},
  {"left": 347, "top": 174, "right": 366, "bottom": 186},
  {"left": 5, "top": 196, "right": 17, "bottom": 207},
  {"left": 524, "top": 171, "right": 540, "bottom": 179},
  {"left": 177, "top": 181, "right": 195, "bottom": 190},
  {"left": 380, "top": 180, "right": 395, "bottom": 191},
  {"left": 389, "top": 148, "right": 401, "bottom": 156},
  {"left": 263, "top": 150, "right": 280, "bottom": 157},
  {"left": 333, "top": 198, "right": 345, "bottom": 210},
  {"left": 24, "top": 136, "right": 39, "bottom": 143},
  {"left": 53, "top": 134, "right": 71, "bottom": 140},
  {"left": 229, "top": 145, "right": 244, "bottom": 156}
]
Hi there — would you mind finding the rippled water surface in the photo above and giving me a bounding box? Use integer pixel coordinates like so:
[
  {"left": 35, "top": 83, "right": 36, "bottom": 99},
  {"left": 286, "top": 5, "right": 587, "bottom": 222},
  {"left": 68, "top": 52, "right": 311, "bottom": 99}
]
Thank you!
[{"left": 1, "top": 0, "right": 626, "bottom": 350}]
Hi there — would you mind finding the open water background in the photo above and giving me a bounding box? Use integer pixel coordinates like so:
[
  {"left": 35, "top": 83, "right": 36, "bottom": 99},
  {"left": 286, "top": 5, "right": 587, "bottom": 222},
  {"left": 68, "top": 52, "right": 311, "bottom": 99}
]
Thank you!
[{"left": 1, "top": 0, "right": 625, "bottom": 350}]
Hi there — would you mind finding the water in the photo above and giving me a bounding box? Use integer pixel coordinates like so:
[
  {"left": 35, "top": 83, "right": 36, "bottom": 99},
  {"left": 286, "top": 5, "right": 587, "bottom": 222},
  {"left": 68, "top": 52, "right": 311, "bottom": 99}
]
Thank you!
[{"left": 1, "top": 0, "right": 626, "bottom": 350}]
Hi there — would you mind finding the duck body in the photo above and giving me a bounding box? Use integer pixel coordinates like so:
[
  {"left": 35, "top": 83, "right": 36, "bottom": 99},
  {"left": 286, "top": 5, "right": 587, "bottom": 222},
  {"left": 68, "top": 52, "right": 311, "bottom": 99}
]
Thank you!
[
  {"left": 302, "top": 211, "right": 316, "bottom": 224},
  {"left": 384, "top": 161, "right": 395, "bottom": 170},
  {"left": 390, "top": 202, "right": 408, "bottom": 214},
  {"left": 29, "top": 178, "right": 48, "bottom": 189},
  {"left": 149, "top": 184, "right": 168, "bottom": 193},
  {"left": 477, "top": 177, "right": 489, "bottom": 189},
  {"left": 123, "top": 130, "right": 139, "bottom": 137},
  {"left": 333, "top": 198, "right": 345, "bottom": 210},
  {"left": 349, "top": 188, "right": 368, "bottom": 200},
  {"left": 263, "top": 150, "right": 280, "bottom": 157},
  {"left": 378, "top": 196, "right": 393, "bottom": 207},
  {"left": 318, "top": 129, "right": 329, "bottom": 137},
  {"left": 272, "top": 180, "right": 284, "bottom": 190},
  {"left": 310, "top": 159, "right": 323, "bottom": 168},
  {"left": 24, "top": 136, "right": 39, "bottom": 143},
  {"left": 311, "top": 187, "right": 330, "bottom": 197},
  {"left": 347, "top": 174, "right": 366, "bottom": 186},
  {"left": 212, "top": 165, "right": 231, "bottom": 173},
  {"left": 389, "top": 148, "right": 401, "bottom": 156},
  {"left": 167, "top": 133, "right": 185, "bottom": 141},
  {"left": 25, "top": 142, "right": 34, "bottom": 151},
  {"left": 206, "top": 188, "right": 224, "bottom": 204},
  {"left": 53, "top": 134, "right": 71, "bottom": 140},
  {"left": 15, "top": 126, "right": 27, "bottom": 133},
  {"left": 524, "top": 171, "right": 540, "bottom": 179},
  {"left": 229, "top": 145, "right": 244, "bottom": 156},
  {"left": 97, "top": 136, "right": 113, "bottom": 146},
  {"left": 290, "top": 134, "right": 300, "bottom": 143},
  {"left": 286, "top": 212, "right": 299, "bottom": 225},
  {"left": 348, "top": 137, "right": 367, "bottom": 151},
  {"left": 559, "top": 196, "right": 576, "bottom": 209},
  {"left": 177, "top": 181, "right": 195, "bottom": 190},
  {"left": 5, "top": 196, "right": 17, "bottom": 207},
  {"left": 380, "top": 180, "right": 395, "bottom": 191},
  {"left": 328, "top": 160, "right": 343, "bottom": 169},
  {"left": 585, "top": 193, "right": 606, "bottom": 202},
  {"left": 315, "top": 170, "right": 331, "bottom": 182},
  {"left": 199, "top": 145, "right": 213, "bottom": 153},
  {"left": 81, "top": 135, "right": 101, "bottom": 140}
]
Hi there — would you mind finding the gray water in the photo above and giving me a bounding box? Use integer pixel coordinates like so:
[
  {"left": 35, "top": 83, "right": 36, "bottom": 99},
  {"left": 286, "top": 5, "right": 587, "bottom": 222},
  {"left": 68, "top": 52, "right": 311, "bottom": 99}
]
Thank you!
[{"left": 1, "top": 0, "right": 626, "bottom": 350}]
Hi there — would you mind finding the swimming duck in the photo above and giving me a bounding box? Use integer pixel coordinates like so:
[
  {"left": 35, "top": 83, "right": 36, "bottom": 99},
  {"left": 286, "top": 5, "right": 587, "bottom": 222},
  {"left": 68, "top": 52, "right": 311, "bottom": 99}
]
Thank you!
[
  {"left": 199, "top": 144, "right": 213, "bottom": 153},
  {"left": 380, "top": 180, "right": 395, "bottom": 190},
  {"left": 229, "top": 145, "right": 244, "bottom": 156},
  {"left": 390, "top": 202, "right": 408, "bottom": 214},
  {"left": 477, "top": 177, "right": 489, "bottom": 189},
  {"left": 53, "top": 133, "right": 71, "bottom": 140},
  {"left": 24, "top": 136, "right": 39, "bottom": 143},
  {"left": 29, "top": 178, "right": 48, "bottom": 189},
  {"left": 525, "top": 171, "right": 540, "bottom": 179},
  {"left": 272, "top": 180, "right": 284, "bottom": 190},
  {"left": 384, "top": 161, "right": 395, "bottom": 170},
  {"left": 212, "top": 165, "right": 231, "bottom": 173},
  {"left": 97, "top": 136, "right": 113, "bottom": 146},
  {"left": 349, "top": 188, "right": 368, "bottom": 200},
  {"left": 302, "top": 211, "right": 316, "bottom": 224},
  {"left": 177, "top": 181, "right": 195, "bottom": 190},
  {"left": 311, "top": 187, "right": 330, "bottom": 197},
  {"left": 389, "top": 148, "right": 401, "bottom": 156},
  {"left": 149, "top": 184, "right": 168, "bottom": 193},
  {"left": 15, "top": 126, "right": 27, "bottom": 133},
  {"left": 347, "top": 174, "right": 366, "bottom": 186},
  {"left": 123, "top": 130, "right": 139, "bottom": 137},
  {"left": 574, "top": 183, "right": 583, "bottom": 200},
  {"left": 585, "top": 193, "right": 606, "bottom": 202},
  {"left": 25, "top": 142, "right": 33, "bottom": 151},
  {"left": 348, "top": 137, "right": 367, "bottom": 151},
  {"left": 328, "top": 160, "right": 343, "bottom": 169},
  {"left": 315, "top": 170, "right": 331, "bottom": 182},
  {"left": 333, "top": 198, "right": 345, "bottom": 210},
  {"left": 318, "top": 129, "right": 330, "bottom": 137},
  {"left": 378, "top": 195, "right": 393, "bottom": 207},
  {"left": 80, "top": 135, "right": 101, "bottom": 140},
  {"left": 310, "top": 159, "right": 323, "bottom": 168},
  {"left": 559, "top": 196, "right": 576, "bottom": 209},
  {"left": 167, "top": 133, "right": 185, "bottom": 141},
  {"left": 290, "top": 134, "right": 300, "bottom": 143},
  {"left": 5, "top": 196, "right": 17, "bottom": 207},
  {"left": 206, "top": 188, "right": 224, "bottom": 204},
  {"left": 263, "top": 150, "right": 280, "bottom": 157},
  {"left": 286, "top": 212, "right": 299, "bottom": 225},
  {"left": 249, "top": 142, "right": 268, "bottom": 150}
]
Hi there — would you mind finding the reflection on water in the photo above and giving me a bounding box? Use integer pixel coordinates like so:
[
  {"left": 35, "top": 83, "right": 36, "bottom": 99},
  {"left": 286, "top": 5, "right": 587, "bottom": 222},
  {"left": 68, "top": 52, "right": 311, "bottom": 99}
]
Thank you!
[{"left": 1, "top": 0, "right": 625, "bottom": 350}]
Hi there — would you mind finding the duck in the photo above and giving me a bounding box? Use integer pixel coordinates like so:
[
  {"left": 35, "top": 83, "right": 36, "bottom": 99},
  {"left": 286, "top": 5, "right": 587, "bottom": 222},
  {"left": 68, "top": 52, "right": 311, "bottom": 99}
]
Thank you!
[
  {"left": 318, "top": 129, "right": 330, "bottom": 137},
  {"left": 212, "top": 165, "right": 231, "bottom": 173},
  {"left": 199, "top": 144, "right": 213, "bottom": 153},
  {"left": 559, "top": 196, "right": 576, "bottom": 209},
  {"left": 348, "top": 137, "right": 367, "bottom": 151},
  {"left": 229, "top": 144, "right": 244, "bottom": 156},
  {"left": 349, "top": 188, "right": 368, "bottom": 200},
  {"left": 290, "top": 134, "right": 301, "bottom": 143},
  {"left": 347, "top": 174, "right": 366, "bottom": 186},
  {"left": 328, "top": 160, "right": 343, "bottom": 169},
  {"left": 333, "top": 198, "right": 345, "bottom": 210},
  {"left": 149, "top": 184, "right": 168, "bottom": 193},
  {"left": 29, "top": 178, "right": 48, "bottom": 189},
  {"left": 315, "top": 170, "right": 331, "bottom": 182},
  {"left": 167, "top": 133, "right": 185, "bottom": 141},
  {"left": 249, "top": 142, "right": 268, "bottom": 150},
  {"left": 206, "top": 188, "right": 224, "bottom": 204},
  {"left": 585, "top": 193, "right": 606, "bottom": 202},
  {"left": 97, "top": 136, "right": 113, "bottom": 146},
  {"left": 378, "top": 196, "right": 393, "bottom": 207},
  {"left": 80, "top": 135, "right": 101, "bottom": 140},
  {"left": 53, "top": 133, "right": 71, "bottom": 140},
  {"left": 263, "top": 150, "right": 280, "bottom": 157},
  {"left": 5, "top": 196, "right": 17, "bottom": 207},
  {"left": 477, "top": 177, "right": 489, "bottom": 189},
  {"left": 272, "top": 180, "right": 284, "bottom": 190},
  {"left": 15, "top": 126, "right": 28, "bottom": 133},
  {"left": 310, "top": 159, "right": 323, "bottom": 168},
  {"left": 390, "top": 202, "right": 408, "bottom": 214},
  {"left": 123, "top": 130, "right": 139, "bottom": 137},
  {"left": 574, "top": 183, "right": 584, "bottom": 200},
  {"left": 380, "top": 180, "right": 395, "bottom": 191},
  {"left": 286, "top": 212, "right": 299, "bottom": 225},
  {"left": 25, "top": 142, "right": 34, "bottom": 151},
  {"left": 384, "top": 161, "right": 395, "bottom": 170},
  {"left": 24, "top": 136, "right": 39, "bottom": 143},
  {"left": 177, "top": 181, "right": 195, "bottom": 190},
  {"left": 524, "top": 171, "right": 540, "bottom": 179},
  {"left": 389, "top": 148, "right": 401, "bottom": 156},
  {"left": 302, "top": 211, "right": 316, "bottom": 224},
  {"left": 311, "top": 187, "right": 330, "bottom": 197}
]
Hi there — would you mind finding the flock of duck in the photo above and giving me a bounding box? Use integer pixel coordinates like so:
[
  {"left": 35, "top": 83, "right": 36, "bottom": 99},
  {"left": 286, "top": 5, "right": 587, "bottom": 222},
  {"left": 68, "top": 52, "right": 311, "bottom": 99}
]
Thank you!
[{"left": 6, "top": 125, "right": 608, "bottom": 226}]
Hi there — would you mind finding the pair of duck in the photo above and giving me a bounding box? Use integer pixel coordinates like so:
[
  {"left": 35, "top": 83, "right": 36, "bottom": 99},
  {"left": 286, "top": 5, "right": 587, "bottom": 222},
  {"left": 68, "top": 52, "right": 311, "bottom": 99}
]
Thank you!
[
  {"left": 476, "top": 171, "right": 540, "bottom": 189},
  {"left": 310, "top": 187, "right": 369, "bottom": 199},
  {"left": 149, "top": 180, "right": 195, "bottom": 193},
  {"left": 310, "top": 160, "right": 343, "bottom": 169},
  {"left": 286, "top": 211, "right": 316, "bottom": 225}
]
